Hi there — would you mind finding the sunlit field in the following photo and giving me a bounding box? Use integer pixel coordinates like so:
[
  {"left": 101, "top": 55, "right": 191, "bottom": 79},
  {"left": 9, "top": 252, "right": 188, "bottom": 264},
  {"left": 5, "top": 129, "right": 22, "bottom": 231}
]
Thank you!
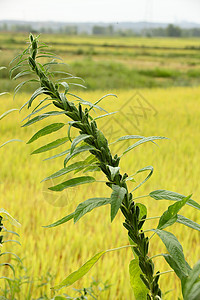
[{"left": 1, "top": 85, "right": 200, "bottom": 299}]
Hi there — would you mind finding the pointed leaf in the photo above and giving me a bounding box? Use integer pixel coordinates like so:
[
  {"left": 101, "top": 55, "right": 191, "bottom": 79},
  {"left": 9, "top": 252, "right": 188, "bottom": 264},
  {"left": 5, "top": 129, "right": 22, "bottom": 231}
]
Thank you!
[
  {"left": 43, "top": 213, "right": 74, "bottom": 228},
  {"left": 157, "top": 195, "right": 191, "bottom": 230},
  {"left": 31, "top": 137, "right": 68, "bottom": 155},
  {"left": 74, "top": 197, "right": 111, "bottom": 223},
  {"left": 49, "top": 176, "right": 96, "bottom": 192},
  {"left": 0, "top": 139, "right": 23, "bottom": 149},
  {"left": 149, "top": 190, "right": 200, "bottom": 210},
  {"left": 94, "top": 111, "right": 118, "bottom": 121},
  {"left": 22, "top": 111, "right": 67, "bottom": 127},
  {"left": 153, "top": 229, "right": 188, "bottom": 276},
  {"left": 130, "top": 166, "right": 153, "bottom": 192},
  {"left": 0, "top": 109, "right": 18, "bottom": 121},
  {"left": 129, "top": 259, "right": 148, "bottom": 300},
  {"left": 121, "top": 136, "right": 167, "bottom": 156},
  {"left": 64, "top": 145, "right": 97, "bottom": 166},
  {"left": 27, "top": 123, "right": 65, "bottom": 144},
  {"left": 52, "top": 251, "right": 106, "bottom": 290},
  {"left": 42, "top": 161, "right": 91, "bottom": 182},
  {"left": 162, "top": 254, "right": 191, "bottom": 281},
  {"left": 110, "top": 185, "right": 127, "bottom": 222},
  {"left": 176, "top": 215, "right": 200, "bottom": 231},
  {"left": 70, "top": 134, "right": 92, "bottom": 154},
  {"left": 0, "top": 208, "right": 21, "bottom": 227}
]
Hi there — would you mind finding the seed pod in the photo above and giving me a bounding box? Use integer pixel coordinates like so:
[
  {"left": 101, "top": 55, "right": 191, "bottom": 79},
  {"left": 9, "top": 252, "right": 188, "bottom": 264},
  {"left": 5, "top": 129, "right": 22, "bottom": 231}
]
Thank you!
[
  {"left": 140, "top": 274, "right": 150, "bottom": 290},
  {"left": 28, "top": 57, "right": 36, "bottom": 70},
  {"left": 97, "top": 129, "right": 108, "bottom": 149}
]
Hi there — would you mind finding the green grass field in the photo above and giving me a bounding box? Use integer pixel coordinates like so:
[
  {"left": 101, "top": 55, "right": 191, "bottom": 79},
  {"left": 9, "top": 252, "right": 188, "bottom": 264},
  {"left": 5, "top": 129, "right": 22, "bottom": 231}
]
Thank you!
[{"left": 0, "top": 33, "right": 200, "bottom": 299}]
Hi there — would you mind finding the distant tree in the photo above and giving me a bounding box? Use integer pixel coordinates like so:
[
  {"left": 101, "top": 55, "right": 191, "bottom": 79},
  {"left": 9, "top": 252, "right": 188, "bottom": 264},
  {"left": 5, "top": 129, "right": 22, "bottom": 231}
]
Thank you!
[
  {"left": 92, "top": 26, "right": 106, "bottom": 35},
  {"left": 166, "top": 24, "right": 181, "bottom": 37}
]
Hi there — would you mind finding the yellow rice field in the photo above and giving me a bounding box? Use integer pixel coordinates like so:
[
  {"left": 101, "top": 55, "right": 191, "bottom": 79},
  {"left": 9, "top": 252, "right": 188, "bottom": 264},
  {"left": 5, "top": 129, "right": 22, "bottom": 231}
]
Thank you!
[{"left": 0, "top": 86, "right": 200, "bottom": 299}]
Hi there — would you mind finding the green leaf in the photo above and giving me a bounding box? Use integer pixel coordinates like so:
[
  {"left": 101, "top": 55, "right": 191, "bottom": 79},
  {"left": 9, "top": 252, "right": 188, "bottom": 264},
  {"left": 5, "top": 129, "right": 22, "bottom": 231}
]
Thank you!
[
  {"left": 110, "top": 185, "right": 127, "bottom": 222},
  {"left": 43, "top": 213, "right": 74, "bottom": 228},
  {"left": 49, "top": 176, "right": 96, "bottom": 192},
  {"left": 0, "top": 208, "right": 21, "bottom": 227},
  {"left": 182, "top": 260, "right": 200, "bottom": 300},
  {"left": 27, "top": 87, "right": 50, "bottom": 109},
  {"left": 129, "top": 259, "right": 148, "bottom": 300},
  {"left": 176, "top": 215, "right": 200, "bottom": 231},
  {"left": 153, "top": 229, "right": 188, "bottom": 276},
  {"left": 111, "top": 135, "right": 150, "bottom": 144},
  {"left": 22, "top": 111, "right": 67, "bottom": 127},
  {"left": 0, "top": 109, "right": 18, "bottom": 121},
  {"left": 70, "top": 134, "right": 92, "bottom": 154},
  {"left": 186, "top": 282, "right": 200, "bottom": 300},
  {"left": 157, "top": 195, "right": 191, "bottom": 230},
  {"left": 162, "top": 254, "right": 191, "bottom": 281},
  {"left": 44, "top": 148, "right": 70, "bottom": 161},
  {"left": 31, "top": 137, "right": 68, "bottom": 154},
  {"left": 64, "top": 145, "right": 97, "bottom": 166},
  {"left": 94, "top": 111, "right": 117, "bottom": 121},
  {"left": 136, "top": 203, "right": 147, "bottom": 220},
  {"left": 27, "top": 123, "right": 65, "bottom": 144},
  {"left": 21, "top": 102, "right": 52, "bottom": 122},
  {"left": 88, "top": 94, "right": 117, "bottom": 112},
  {"left": 149, "top": 190, "right": 200, "bottom": 210},
  {"left": 14, "top": 79, "right": 39, "bottom": 98},
  {"left": 52, "top": 251, "right": 106, "bottom": 290},
  {"left": 74, "top": 197, "right": 111, "bottom": 223},
  {"left": 130, "top": 166, "right": 153, "bottom": 192},
  {"left": 108, "top": 166, "right": 120, "bottom": 181},
  {"left": 42, "top": 161, "right": 91, "bottom": 182},
  {"left": 0, "top": 139, "right": 23, "bottom": 149},
  {"left": 121, "top": 136, "right": 167, "bottom": 157}
]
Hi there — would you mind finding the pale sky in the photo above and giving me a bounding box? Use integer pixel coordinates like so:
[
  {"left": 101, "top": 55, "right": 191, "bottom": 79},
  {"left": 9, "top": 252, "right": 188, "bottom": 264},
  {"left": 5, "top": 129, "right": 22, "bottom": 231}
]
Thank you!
[{"left": 0, "top": 0, "right": 199, "bottom": 24}]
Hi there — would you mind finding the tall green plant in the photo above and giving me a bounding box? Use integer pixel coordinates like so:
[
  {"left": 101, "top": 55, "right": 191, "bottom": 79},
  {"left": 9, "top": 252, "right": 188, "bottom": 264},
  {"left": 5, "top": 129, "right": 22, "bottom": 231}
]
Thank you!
[{"left": 11, "top": 34, "right": 200, "bottom": 300}]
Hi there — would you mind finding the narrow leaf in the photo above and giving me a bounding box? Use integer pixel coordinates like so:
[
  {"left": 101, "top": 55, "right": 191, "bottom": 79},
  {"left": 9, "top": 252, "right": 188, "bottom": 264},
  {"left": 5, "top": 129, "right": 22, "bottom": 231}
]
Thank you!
[
  {"left": 157, "top": 195, "right": 191, "bottom": 230},
  {"left": 149, "top": 190, "right": 200, "bottom": 210},
  {"left": 64, "top": 145, "right": 97, "bottom": 166},
  {"left": 27, "top": 123, "right": 65, "bottom": 144},
  {"left": 31, "top": 137, "right": 68, "bottom": 154},
  {"left": 49, "top": 176, "right": 96, "bottom": 192},
  {"left": 130, "top": 166, "right": 153, "bottom": 192},
  {"left": 121, "top": 136, "right": 167, "bottom": 156},
  {"left": 70, "top": 134, "right": 92, "bottom": 154},
  {"left": 42, "top": 161, "right": 91, "bottom": 182},
  {"left": 0, "top": 139, "right": 23, "bottom": 149},
  {"left": 0, "top": 208, "right": 21, "bottom": 227},
  {"left": 176, "top": 215, "right": 200, "bottom": 231},
  {"left": 74, "top": 197, "right": 111, "bottom": 223},
  {"left": 53, "top": 251, "right": 106, "bottom": 290},
  {"left": 0, "top": 109, "right": 18, "bottom": 121},
  {"left": 43, "top": 213, "right": 74, "bottom": 228},
  {"left": 22, "top": 111, "right": 67, "bottom": 127}
]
